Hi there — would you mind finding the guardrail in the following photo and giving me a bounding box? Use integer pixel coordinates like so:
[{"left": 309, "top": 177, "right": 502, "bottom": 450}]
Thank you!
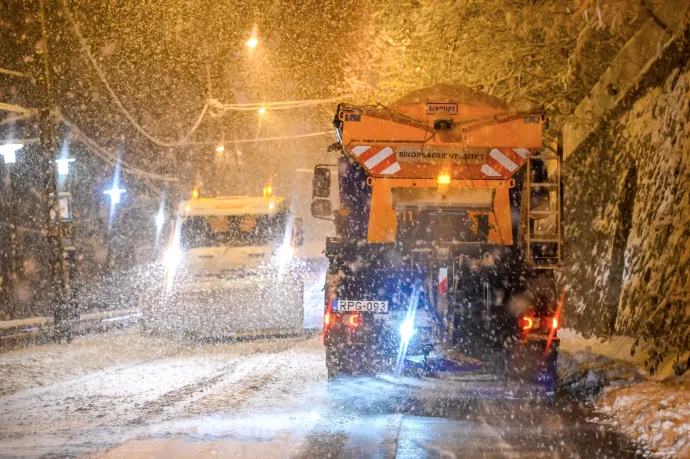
[{"left": 0, "top": 309, "right": 141, "bottom": 348}]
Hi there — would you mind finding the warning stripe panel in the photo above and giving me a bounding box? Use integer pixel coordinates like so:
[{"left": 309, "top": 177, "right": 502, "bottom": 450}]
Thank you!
[
  {"left": 489, "top": 149, "right": 518, "bottom": 172},
  {"left": 358, "top": 146, "right": 385, "bottom": 163},
  {"left": 481, "top": 148, "right": 535, "bottom": 178},
  {"left": 513, "top": 148, "right": 530, "bottom": 159},
  {"left": 486, "top": 155, "right": 513, "bottom": 177},
  {"left": 370, "top": 153, "right": 398, "bottom": 174},
  {"left": 351, "top": 146, "right": 370, "bottom": 157},
  {"left": 364, "top": 147, "right": 394, "bottom": 169},
  {"left": 348, "top": 145, "right": 402, "bottom": 176},
  {"left": 354, "top": 144, "right": 541, "bottom": 178},
  {"left": 497, "top": 148, "right": 526, "bottom": 168},
  {"left": 380, "top": 162, "right": 401, "bottom": 175},
  {"left": 481, "top": 164, "right": 502, "bottom": 177}
]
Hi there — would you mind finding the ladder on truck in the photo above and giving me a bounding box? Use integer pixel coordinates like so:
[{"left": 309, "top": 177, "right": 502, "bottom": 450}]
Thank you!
[{"left": 525, "top": 137, "right": 563, "bottom": 269}]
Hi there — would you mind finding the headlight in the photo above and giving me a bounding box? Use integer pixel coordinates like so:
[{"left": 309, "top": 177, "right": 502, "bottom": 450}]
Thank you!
[
  {"left": 400, "top": 316, "right": 416, "bottom": 343},
  {"left": 163, "top": 247, "right": 182, "bottom": 269},
  {"left": 276, "top": 244, "right": 294, "bottom": 264}
]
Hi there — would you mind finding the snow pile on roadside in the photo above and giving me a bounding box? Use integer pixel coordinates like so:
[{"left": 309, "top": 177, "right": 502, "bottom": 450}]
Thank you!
[
  {"left": 557, "top": 331, "right": 646, "bottom": 399},
  {"left": 598, "top": 379, "right": 690, "bottom": 458},
  {"left": 0, "top": 330, "right": 183, "bottom": 396},
  {"left": 558, "top": 328, "right": 690, "bottom": 458}
]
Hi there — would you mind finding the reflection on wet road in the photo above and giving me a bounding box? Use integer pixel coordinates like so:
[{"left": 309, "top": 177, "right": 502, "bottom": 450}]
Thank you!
[
  {"left": 293, "top": 377, "right": 638, "bottom": 459},
  {"left": 0, "top": 331, "right": 638, "bottom": 458}
]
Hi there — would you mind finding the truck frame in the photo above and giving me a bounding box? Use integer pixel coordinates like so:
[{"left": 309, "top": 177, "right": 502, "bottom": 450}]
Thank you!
[{"left": 311, "top": 85, "right": 563, "bottom": 394}]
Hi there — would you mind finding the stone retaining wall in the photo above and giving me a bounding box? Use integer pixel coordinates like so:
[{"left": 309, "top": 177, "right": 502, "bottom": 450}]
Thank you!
[{"left": 563, "top": 55, "right": 690, "bottom": 369}]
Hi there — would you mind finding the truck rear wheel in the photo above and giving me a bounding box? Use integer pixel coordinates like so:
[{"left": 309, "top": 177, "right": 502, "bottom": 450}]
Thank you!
[{"left": 507, "top": 343, "right": 558, "bottom": 395}]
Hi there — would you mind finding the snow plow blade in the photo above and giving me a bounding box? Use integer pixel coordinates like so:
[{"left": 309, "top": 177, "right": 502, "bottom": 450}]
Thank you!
[
  {"left": 396, "top": 352, "right": 556, "bottom": 401},
  {"left": 378, "top": 372, "right": 556, "bottom": 402}
]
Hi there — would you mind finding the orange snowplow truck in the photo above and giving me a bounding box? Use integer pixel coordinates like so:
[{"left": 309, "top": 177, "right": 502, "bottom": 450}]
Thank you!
[{"left": 311, "top": 85, "right": 562, "bottom": 395}]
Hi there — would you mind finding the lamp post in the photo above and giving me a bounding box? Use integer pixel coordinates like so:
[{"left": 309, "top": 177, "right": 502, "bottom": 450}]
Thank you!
[
  {"left": 103, "top": 179, "right": 126, "bottom": 274},
  {"left": 103, "top": 186, "right": 126, "bottom": 205},
  {"left": 0, "top": 143, "right": 23, "bottom": 164},
  {"left": 1, "top": 143, "right": 23, "bottom": 319},
  {"left": 56, "top": 158, "right": 75, "bottom": 176},
  {"left": 55, "top": 147, "right": 77, "bottom": 337}
]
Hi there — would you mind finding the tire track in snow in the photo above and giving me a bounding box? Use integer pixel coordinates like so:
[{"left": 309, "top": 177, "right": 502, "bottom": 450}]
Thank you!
[{"left": 0, "top": 334, "right": 324, "bottom": 457}]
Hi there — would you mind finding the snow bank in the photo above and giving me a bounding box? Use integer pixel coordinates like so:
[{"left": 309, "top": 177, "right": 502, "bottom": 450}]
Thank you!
[
  {"left": 0, "top": 330, "right": 181, "bottom": 396},
  {"left": 562, "top": 61, "right": 690, "bottom": 368},
  {"left": 559, "top": 328, "right": 689, "bottom": 381},
  {"left": 599, "top": 379, "right": 690, "bottom": 458},
  {"left": 558, "top": 329, "right": 690, "bottom": 458}
]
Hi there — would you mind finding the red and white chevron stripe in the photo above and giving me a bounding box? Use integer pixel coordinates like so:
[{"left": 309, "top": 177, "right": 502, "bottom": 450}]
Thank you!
[
  {"left": 350, "top": 146, "right": 402, "bottom": 175},
  {"left": 481, "top": 148, "right": 531, "bottom": 178}
]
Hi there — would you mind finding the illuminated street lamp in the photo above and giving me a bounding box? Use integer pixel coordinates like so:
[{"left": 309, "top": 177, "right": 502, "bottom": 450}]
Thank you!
[
  {"left": 0, "top": 143, "right": 23, "bottom": 164},
  {"left": 155, "top": 207, "right": 165, "bottom": 232},
  {"left": 56, "top": 158, "right": 75, "bottom": 176},
  {"left": 246, "top": 37, "right": 258, "bottom": 49},
  {"left": 103, "top": 186, "right": 126, "bottom": 205},
  {"left": 258, "top": 107, "right": 266, "bottom": 115},
  {"left": 216, "top": 145, "right": 225, "bottom": 152}
]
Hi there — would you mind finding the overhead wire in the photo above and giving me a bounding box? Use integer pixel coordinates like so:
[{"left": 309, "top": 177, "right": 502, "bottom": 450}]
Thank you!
[
  {"left": 187, "top": 131, "right": 334, "bottom": 145},
  {"left": 62, "top": 111, "right": 332, "bottom": 183},
  {"left": 209, "top": 95, "right": 350, "bottom": 112},
  {"left": 0, "top": 102, "right": 33, "bottom": 114},
  {"left": 60, "top": 0, "right": 208, "bottom": 148},
  {"left": 0, "top": 111, "right": 37, "bottom": 126},
  {"left": 61, "top": 0, "right": 349, "bottom": 152},
  {"left": 68, "top": 128, "right": 166, "bottom": 196},
  {"left": 62, "top": 0, "right": 344, "bottom": 147},
  {"left": 59, "top": 115, "right": 179, "bottom": 186}
]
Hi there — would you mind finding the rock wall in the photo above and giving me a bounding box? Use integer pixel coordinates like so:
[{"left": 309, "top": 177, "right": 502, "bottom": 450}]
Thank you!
[{"left": 563, "top": 61, "right": 690, "bottom": 367}]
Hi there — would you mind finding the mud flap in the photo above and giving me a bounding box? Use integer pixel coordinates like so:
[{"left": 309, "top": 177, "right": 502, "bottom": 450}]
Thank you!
[{"left": 507, "top": 339, "right": 559, "bottom": 396}]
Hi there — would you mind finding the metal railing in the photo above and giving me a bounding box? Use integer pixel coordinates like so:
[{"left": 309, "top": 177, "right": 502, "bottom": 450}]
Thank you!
[{"left": 0, "top": 308, "right": 141, "bottom": 349}]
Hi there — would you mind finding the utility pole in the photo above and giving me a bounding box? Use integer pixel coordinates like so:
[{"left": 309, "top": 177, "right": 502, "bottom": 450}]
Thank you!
[
  {"left": 8, "top": 164, "right": 22, "bottom": 319},
  {"left": 37, "top": 0, "right": 70, "bottom": 341},
  {"left": 1, "top": 63, "right": 31, "bottom": 322}
]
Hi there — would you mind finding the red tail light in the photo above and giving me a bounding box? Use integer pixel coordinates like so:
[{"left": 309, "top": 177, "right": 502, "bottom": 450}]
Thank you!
[
  {"left": 323, "top": 299, "right": 333, "bottom": 342},
  {"left": 519, "top": 316, "right": 534, "bottom": 330},
  {"left": 519, "top": 314, "right": 560, "bottom": 332},
  {"left": 348, "top": 313, "right": 360, "bottom": 328}
]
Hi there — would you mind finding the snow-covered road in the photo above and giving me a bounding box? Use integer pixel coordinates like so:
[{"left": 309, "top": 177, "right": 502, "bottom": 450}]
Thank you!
[
  {"left": 0, "top": 330, "right": 640, "bottom": 458},
  {"left": 0, "top": 331, "right": 326, "bottom": 457}
]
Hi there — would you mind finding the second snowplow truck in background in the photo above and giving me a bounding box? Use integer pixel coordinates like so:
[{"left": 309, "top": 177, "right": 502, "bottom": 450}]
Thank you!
[{"left": 311, "top": 84, "right": 563, "bottom": 394}]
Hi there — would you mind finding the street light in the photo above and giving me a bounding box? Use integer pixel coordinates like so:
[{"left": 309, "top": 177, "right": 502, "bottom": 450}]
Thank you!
[
  {"left": 246, "top": 37, "right": 258, "bottom": 49},
  {"left": 0, "top": 143, "right": 23, "bottom": 164},
  {"left": 258, "top": 107, "right": 266, "bottom": 115},
  {"left": 216, "top": 145, "right": 225, "bottom": 152},
  {"left": 155, "top": 207, "right": 165, "bottom": 232},
  {"left": 56, "top": 158, "right": 75, "bottom": 176},
  {"left": 104, "top": 186, "right": 126, "bottom": 205}
]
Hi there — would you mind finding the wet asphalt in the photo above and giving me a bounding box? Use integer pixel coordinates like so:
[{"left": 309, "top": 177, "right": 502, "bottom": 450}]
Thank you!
[
  {"left": 0, "top": 332, "right": 641, "bottom": 459},
  {"left": 293, "top": 376, "right": 639, "bottom": 459}
]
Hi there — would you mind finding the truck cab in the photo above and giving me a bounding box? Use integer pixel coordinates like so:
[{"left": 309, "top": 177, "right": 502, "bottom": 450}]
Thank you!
[{"left": 145, "top": 195, "right": 305, "bottom": 339}]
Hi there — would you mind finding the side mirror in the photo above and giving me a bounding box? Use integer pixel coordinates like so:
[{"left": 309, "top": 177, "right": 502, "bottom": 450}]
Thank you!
[
  {"left": 293, "top": 217, "right": 304, "bottom": 246},
  {"left": 311, "top": 199, "right": 333, "bottom": 220},
  {"left": 312, "top": 166, "right": 331, "bottom": 198}
]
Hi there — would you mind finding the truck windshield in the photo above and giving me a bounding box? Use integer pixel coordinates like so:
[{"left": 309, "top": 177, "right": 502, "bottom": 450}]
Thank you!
[{"left": 180, "top": 210, "right": 288, "bottom": 249}]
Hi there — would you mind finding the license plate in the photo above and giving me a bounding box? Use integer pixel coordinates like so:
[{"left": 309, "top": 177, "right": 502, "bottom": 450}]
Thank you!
[{"left": 333, "top": 300, "right": 388, "bottom": 313}]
